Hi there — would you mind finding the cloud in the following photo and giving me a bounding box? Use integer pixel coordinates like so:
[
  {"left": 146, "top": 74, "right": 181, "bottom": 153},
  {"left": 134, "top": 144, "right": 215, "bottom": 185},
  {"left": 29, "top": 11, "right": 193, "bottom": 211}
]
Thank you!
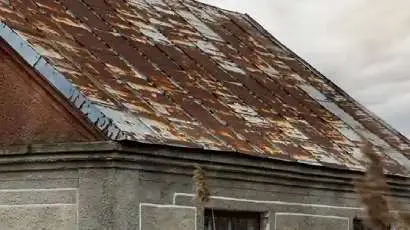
[{"left": 200, "top": 0, "right": 410, "bottom": 137}]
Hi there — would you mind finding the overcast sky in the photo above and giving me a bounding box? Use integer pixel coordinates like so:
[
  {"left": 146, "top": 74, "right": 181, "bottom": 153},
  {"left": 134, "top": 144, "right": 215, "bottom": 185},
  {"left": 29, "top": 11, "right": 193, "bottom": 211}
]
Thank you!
[{"left": 200, "top": 0, "right": 410, "bottom": 137}]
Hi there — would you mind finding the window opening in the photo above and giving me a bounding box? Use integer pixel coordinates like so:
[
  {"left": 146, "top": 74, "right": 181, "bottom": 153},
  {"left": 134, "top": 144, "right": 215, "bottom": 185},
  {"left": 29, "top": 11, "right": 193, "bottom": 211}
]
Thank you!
[{"left": 205, "top": 209, "right": 261, "bottom": 230}]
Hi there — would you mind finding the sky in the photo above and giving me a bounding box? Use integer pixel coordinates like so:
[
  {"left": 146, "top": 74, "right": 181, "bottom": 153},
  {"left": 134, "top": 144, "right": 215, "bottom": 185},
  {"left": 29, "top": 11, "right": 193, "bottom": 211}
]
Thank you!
[{"left": 200, "top": 0, "right": 410, "bottom": 137}]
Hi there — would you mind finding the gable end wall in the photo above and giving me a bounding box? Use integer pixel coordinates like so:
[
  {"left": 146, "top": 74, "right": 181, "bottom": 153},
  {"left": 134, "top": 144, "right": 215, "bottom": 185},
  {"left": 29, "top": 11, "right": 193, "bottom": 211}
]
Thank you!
[{"left": 0, "top": 39, "right": 100, "bottom": 146}]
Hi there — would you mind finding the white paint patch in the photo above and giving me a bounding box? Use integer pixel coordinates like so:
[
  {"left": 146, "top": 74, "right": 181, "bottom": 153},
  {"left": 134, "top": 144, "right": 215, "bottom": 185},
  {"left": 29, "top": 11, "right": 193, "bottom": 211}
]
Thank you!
[
  {"left": 122, "top": 103, "right": 152, "bottom": 114},
  {"left": 127, "top": 82, "right": 163, "bottom": 94},
  {"left": 52, "top": 16, "right": 90, "bottom": 31},
  {"left": 149, "top": 18, "right": 174, "bottom": 28},
  {"left": 76, "top": 87, "right": 115, "bottom": 106},
  {"left": 154, "top": 6, "right": 176, "bottom": 15},
  {"left": 382, "top": 148, "right": 410, "bottom": 171},
  {"left": 341, "top": 145, "right": 366, "bottom": 161},
  {"left": 14, "top": 32, "right": 64, "bottom": 60},
  {"left": 96, "top": 105, "right": 156, "bottom": 138},
  {"left": 144, "top": 0, "right": 168, "bottom": 7},
  {"left": 299, "top": 84, "right": 328, "bottom": 101},
  {"left": 139, "top": 27, "right": 171, "bottom": 45},
  {"left": 195, "top": 41, "right": 246, "bottom": 74},
  {"left": 313, "top": 100, "right": 408, "bottom": 171},
  {"left": 176, "top": 10, "right": 223, "bottom": 41},
  {"left": 183, "top": 3, "right": 220, "bottom": 22},
  {"left": 274, "top": 59, "right": 292, "bottom": 70},
  {"left": 104, "top": 85, "right": 129, "bottom": 98},
  {"left": 172, "top": 39, "right": 197, "bottom": 47},
  {"left": 258, "top": 64, "right": 279, "bottom": 77},
  {"left": 105, "top": 64, "right": 127, "bottom": 76},
  {"left": 318, "top": 101, "right": 363, "bottom": 130},
  {"left": 248, "top": 36, "right": 266, "bottom": 50},
  {"left": 150, "top": 102, "right": 171, "bottom": 115},
  {"left": 127, "top": 0, "right": 151, "bottom": 11},
  {"left": 301, "top": 143, "right": 340, "bottom": 165},
  {"left": 219, "top": 61, "right": 247, "bottom": 75},
  {"left": 359, "top": 130, "right": 391, "bottom": 148},
  {"left": 196, "top": 40, "right": 224, "bottom": 56},
  {"left": 29, "top": 45, "right": 63, "bottom": 60},
  {"left": 127, "top": 18, "right": 171, "bottom": 44},
  {"left": 228, "top": 103, "right": 267, "bottom": 124},
  {"left": 290, "top": 73, "right": 307, "bottom": 83},
  {"left": 334, "top": 123, "right": 362, "bottom": 143},
  {"left": 139, "top": 117, "right": 183, "bottom": 140},
  {"left": 177, "top": 28, "right": 200, "bottom": 37},
  {"left": 281, "top": 125, "right": 309, "bottom": 140}
]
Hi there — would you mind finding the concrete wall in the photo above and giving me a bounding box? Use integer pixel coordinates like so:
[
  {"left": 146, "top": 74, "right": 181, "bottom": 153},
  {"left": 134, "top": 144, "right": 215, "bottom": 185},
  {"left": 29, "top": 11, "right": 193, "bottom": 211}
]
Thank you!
[
  {"left": 0, "top": 169, "right": 358, "bottom": 230},
  {"left": 0, "top": 170, "right": 78, "bottom": 230},
  {"left": 0, "top": 143, "right": 408, "bottom": 230},
  {"left": 274, "top": 213, "right": 349, "bottom": 230},
  {"left": 137, "top": 171, "right": 361, "bottom": 230}
]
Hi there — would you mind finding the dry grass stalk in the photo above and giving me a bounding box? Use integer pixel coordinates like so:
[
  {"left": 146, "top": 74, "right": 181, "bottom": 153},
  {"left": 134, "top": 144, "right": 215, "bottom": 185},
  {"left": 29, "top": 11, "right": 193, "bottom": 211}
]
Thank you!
[
  {"left": 193, "top": 164, "right": 211, "bottom": 206},
  {"left": 398, "top": 213, "right": 410, "bottom": 230},
  {"left": 357, "top": 143, "right": 392, "bottom": 230},
  {"left": 357, "top": 143, "right": 410, "bottom": 229}
]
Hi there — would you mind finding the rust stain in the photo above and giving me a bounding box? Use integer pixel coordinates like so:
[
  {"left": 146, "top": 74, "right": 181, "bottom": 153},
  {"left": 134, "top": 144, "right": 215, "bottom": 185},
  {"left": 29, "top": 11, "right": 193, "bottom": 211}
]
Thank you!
[{"left": 1, "top": 0, "right": 410, "bottom": 173}]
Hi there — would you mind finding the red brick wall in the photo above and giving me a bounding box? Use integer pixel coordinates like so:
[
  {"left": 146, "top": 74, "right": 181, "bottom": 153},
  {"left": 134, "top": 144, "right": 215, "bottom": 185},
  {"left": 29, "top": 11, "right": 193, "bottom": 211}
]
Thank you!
[{"left": 0, "top": 42, "right": 101, "bottom": 146}]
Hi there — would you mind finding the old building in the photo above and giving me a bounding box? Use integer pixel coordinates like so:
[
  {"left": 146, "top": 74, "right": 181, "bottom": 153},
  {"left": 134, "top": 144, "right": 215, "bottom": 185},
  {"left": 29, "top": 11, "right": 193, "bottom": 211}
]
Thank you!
[{"left": 0, "top": 0, "right": 409, "bottom": 229}]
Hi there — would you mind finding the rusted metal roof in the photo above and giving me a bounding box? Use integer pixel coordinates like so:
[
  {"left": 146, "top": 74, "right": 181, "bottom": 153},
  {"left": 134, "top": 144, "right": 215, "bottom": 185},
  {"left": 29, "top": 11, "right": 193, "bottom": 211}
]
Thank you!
[{"left": 1, "top": 0, "right": 410, "bottom": 174}]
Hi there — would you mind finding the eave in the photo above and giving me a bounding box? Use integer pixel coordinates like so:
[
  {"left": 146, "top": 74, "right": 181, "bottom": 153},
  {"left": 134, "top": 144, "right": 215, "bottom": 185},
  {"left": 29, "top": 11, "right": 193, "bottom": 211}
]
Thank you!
[{"left": 0, "top": 141, "right": 409, "bottom": 198}]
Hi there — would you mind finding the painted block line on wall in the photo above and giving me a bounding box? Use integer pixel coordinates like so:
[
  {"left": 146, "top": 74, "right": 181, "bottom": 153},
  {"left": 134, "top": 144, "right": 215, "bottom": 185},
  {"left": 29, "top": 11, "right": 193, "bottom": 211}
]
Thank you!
[
  {"left": 173, "top": 193, "right": 362, "bottom": 210},
  {"left": 0, "top": 188, "right": 77, "bottom": 205},
  {"left": 275, "top": 212, "right": 350, "bottom": 220},
  {"left": 0, "top": 204, "right": 78, "bottom": 230},
  {"left": 274, "top": 212, "right": 350, "bottom": 230},
  {"left": 139, "top": 203, "right": 197, "bottom": 230},
  {"left": 0, "top": 188, "right": 79, "bottom": 230}
]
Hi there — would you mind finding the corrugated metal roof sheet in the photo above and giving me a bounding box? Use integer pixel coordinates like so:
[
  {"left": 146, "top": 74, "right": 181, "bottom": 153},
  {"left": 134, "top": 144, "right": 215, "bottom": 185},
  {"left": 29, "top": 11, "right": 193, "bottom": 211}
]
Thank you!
[{"left": 1, "top": 0, "right": 410, "bottom": 174}]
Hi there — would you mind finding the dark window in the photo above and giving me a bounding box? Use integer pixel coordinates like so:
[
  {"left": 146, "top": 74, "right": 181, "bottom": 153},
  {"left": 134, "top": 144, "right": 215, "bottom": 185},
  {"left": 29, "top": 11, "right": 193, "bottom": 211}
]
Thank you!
[
  {"left": 204, "top": 210, "right": 260, "bottom": 230},
  {"left": 354, "top": 218, "right": 371, "bottom": 230},
  {"left": 353, "top": 217, "right": 392, "bottom": 230}
]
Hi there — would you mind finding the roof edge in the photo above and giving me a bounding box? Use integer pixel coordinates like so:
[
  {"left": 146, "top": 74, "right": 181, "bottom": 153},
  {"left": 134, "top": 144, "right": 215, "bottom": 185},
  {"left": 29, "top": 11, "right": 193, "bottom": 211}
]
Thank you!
[
  {"left": 0, "top": 141, "right": 409, "bottom": 189},
  {"left": 0, "top": 141, "right": 120, "bottom": 155},
  {"left": 241, "top": 14, "right": 410, "bottom": 146},
  {"left": 0, "top": 21, "right": 125, "bottom": 141}
]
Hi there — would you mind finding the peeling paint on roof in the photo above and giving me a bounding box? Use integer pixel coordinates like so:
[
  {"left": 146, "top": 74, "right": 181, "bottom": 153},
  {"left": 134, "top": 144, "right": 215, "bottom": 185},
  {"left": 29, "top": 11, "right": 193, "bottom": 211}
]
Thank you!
[
  {"left": 176, "top": 9, "right": 223, "bottom": 41},
  {"left": 1, "top": 0, "right": 410, "bottom": 175}
]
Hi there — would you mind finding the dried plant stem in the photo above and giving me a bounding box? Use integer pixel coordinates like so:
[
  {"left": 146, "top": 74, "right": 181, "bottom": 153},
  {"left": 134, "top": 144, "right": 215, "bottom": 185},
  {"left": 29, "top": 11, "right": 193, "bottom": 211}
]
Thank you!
[
  {"left": 193, "top": 164, "right": 211, "bottom": 206},
  {"left": 357, "top": 143, "right": 410, "bottom": 230},
  {"left": 357, "top": 143, "right": 391, "bottom": 229}
]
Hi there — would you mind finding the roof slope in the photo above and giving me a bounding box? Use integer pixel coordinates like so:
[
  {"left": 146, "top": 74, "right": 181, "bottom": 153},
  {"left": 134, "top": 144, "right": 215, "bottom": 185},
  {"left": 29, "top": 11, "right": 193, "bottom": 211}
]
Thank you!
[{"left": 1, "top": 0, "right": 410, "bottom": 174}]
